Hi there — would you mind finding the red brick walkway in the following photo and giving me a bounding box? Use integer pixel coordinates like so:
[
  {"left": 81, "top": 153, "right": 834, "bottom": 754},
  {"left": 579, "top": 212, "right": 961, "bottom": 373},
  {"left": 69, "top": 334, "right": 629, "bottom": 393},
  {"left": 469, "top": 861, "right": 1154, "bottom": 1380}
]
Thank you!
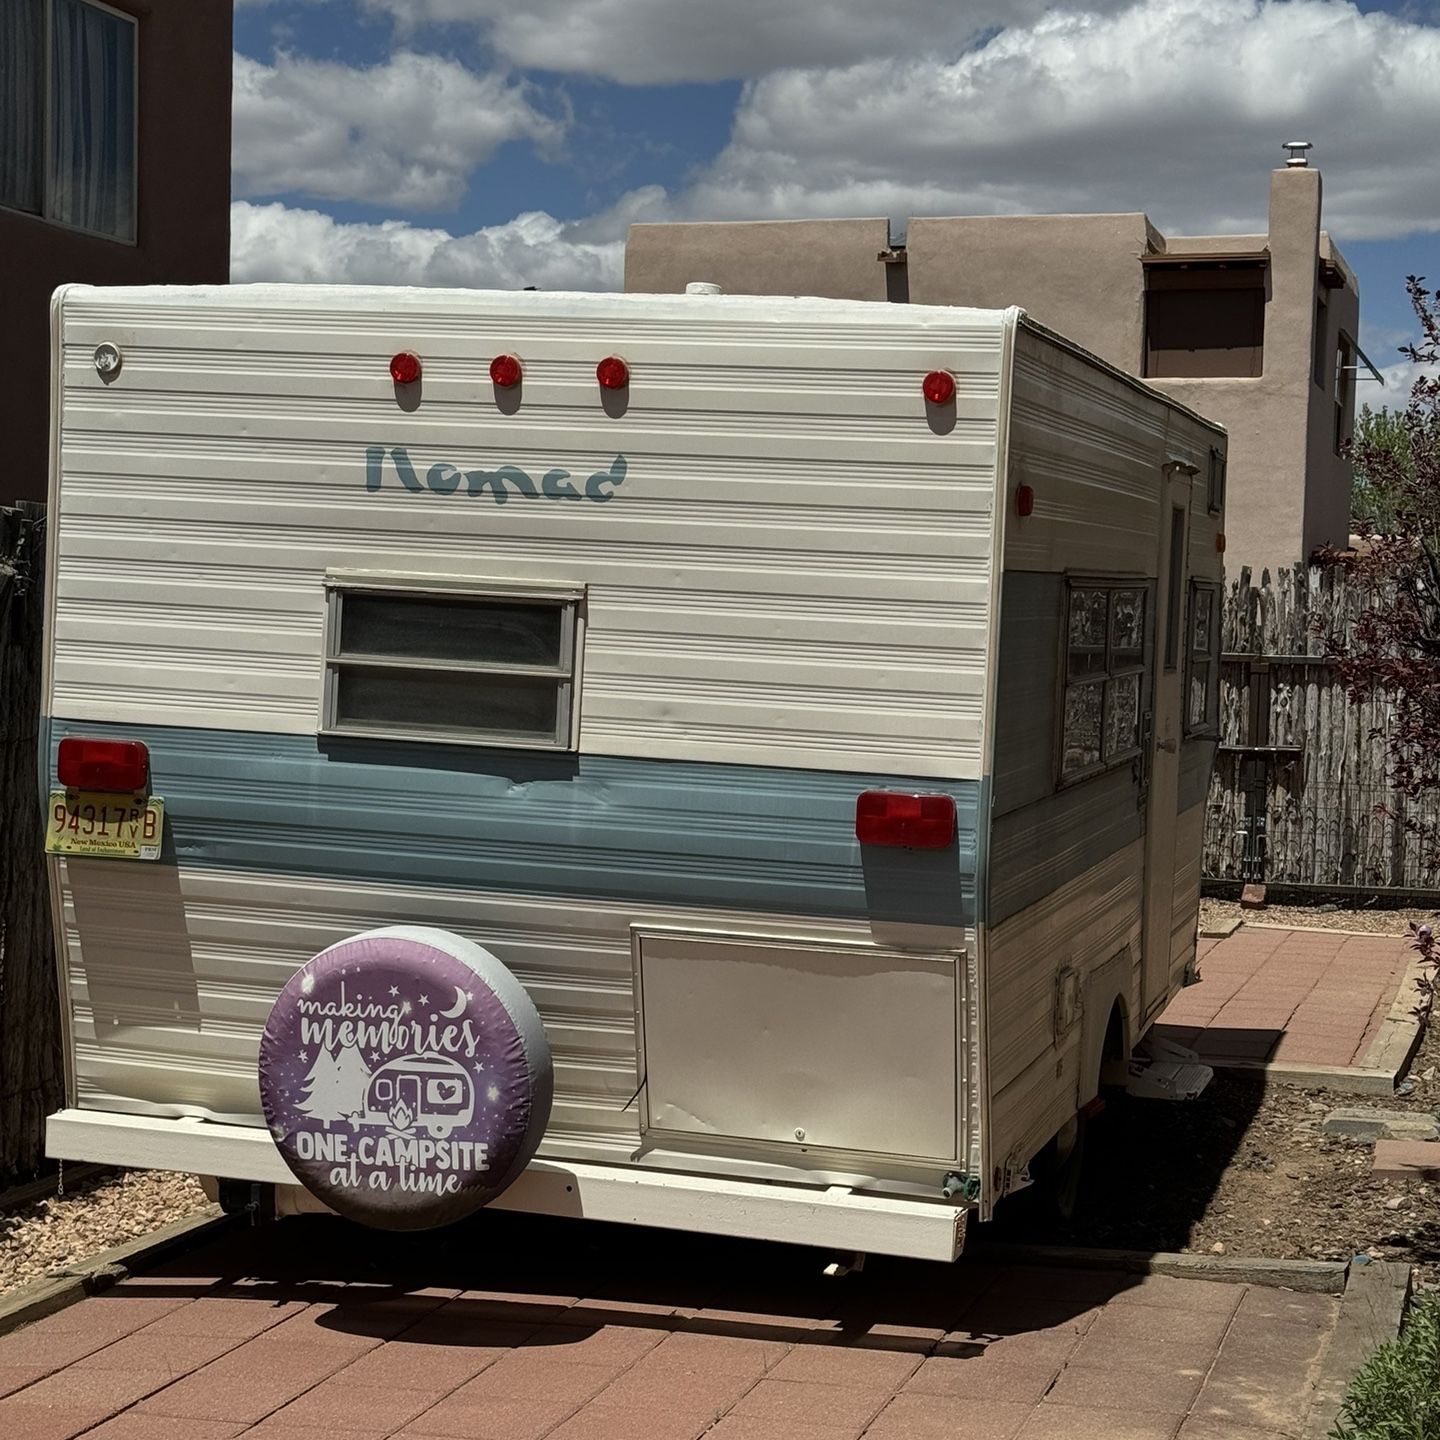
[
  {"left": 0, "top": 1216, "right": 1341, "bottom": 1440},
  {"left": 1157, "top": 925, "right": 1414, "bottom": 1069}
]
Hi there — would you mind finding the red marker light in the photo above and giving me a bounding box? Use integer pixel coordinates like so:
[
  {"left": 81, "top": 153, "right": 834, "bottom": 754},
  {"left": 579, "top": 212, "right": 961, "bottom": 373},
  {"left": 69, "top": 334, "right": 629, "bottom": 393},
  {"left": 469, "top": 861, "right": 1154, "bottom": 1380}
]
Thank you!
[
  {"left": 389, "top": 351, "right": 422, "bottom": 385},
  {"left": 855, "top": 790, "right": 956, "bottom": 849},
  {"left": 596, "top": 356, "right": 629, "bottom": 390},
  {"left": 1016, "top": 483, "right": 1035, "bottom": 517},
  {"left": 58, "top": 737, "right": 150, "bottom": 793},
  {"left": 923, "top": 369, "right": 956, "bottom": 405},
  {"left": 490, "top": 354, "right": 523, "bottom": 388}
]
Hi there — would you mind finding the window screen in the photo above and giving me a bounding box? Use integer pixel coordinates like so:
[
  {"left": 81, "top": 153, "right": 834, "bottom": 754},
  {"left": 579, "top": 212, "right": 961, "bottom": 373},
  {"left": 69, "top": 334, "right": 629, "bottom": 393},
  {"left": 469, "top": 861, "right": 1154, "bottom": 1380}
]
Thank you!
[
  {"left": 1060, "top": 583, "right": 1149, "bottom": 784},
  {"left": 1144, "top": 263, "right": 1266, "bottom": 379},
  {"left": 321, "top": 583, "right": 580, "bottom": 749}
]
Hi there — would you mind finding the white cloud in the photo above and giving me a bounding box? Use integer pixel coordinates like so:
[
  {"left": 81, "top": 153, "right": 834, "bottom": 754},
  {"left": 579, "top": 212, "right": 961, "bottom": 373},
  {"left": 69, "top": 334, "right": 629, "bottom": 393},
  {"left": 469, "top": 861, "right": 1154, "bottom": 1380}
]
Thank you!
[
  {"left": 677, "top": 0, "right": 1440, "bottom": 241},
  {"left": 232, "top": 50, "right": 565, "bottom": 210},
  {"left": 230, "top": 0, "right": 1440, "bottom": 292},
  {"left": 353, "top": 0, "right": 1117, "bottom": 85},
  {"left": 230, "top": 200, "right": 631, "bottom": 290}
]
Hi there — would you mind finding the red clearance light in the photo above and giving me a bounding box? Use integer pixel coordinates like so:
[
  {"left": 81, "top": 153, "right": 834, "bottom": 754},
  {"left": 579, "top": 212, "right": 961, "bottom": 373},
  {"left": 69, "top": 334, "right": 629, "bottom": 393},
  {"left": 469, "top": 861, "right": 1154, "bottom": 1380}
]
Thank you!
[
  {"left": 855, "top": 790, "right": 956, "bottom": 849},
  {"left": 923, "top": 369, "right": 956, "bottom": 405},
  {"left": 596, "top": 355, "right": 629, "bottom": 390},
  {"left": 1016, "top": 483, "right": 1035, "bottom": 517},
  {"left": 389, "top": 350, "right": 422, "bottom": 385},
  {"left": 57, "top": 737, "right": 149, "bottom": 793},
  {"left": 490, "top": 353, "right": 523, "bottom": 388}
]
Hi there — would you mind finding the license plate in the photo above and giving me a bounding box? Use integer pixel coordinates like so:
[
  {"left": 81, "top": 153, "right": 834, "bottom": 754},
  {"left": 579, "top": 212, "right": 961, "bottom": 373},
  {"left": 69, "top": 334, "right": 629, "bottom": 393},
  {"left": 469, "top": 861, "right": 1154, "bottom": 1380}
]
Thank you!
[{"left": 45, "top": 790, "right": 164, "bottom": 860}]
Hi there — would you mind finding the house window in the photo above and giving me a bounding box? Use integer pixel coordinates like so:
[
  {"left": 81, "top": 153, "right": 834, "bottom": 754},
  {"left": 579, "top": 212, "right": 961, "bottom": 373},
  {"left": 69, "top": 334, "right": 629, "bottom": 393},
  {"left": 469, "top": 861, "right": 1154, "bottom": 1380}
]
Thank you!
[
  {"left": 1060, "top": 583, "right": 1148, "bottom": 784},
  {"left": 1144, "top": 261, "right": 1266, "bottom": 379},
  {"left": 0, "top": 0, "right": 137, "bottom": 243},
  {"left": 1187, "top": 582, "right": 1220, "bottom": 736},
  {"left": 1207, "top": 447, "right": 1226, "bottom": 515},
  {"left": 321, "top": 581, "right": 582, "bottom": 750},
  {"left": 1334, "top": 333, "right": 1355, "bottom": 454}
]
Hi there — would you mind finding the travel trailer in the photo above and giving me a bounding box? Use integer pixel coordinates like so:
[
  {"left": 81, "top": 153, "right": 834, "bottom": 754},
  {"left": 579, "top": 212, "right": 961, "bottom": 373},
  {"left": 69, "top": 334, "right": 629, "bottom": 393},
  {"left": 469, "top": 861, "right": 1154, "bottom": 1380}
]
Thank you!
[{"left": 42, "top": 282, "right": 1224, "bottom": 1258}]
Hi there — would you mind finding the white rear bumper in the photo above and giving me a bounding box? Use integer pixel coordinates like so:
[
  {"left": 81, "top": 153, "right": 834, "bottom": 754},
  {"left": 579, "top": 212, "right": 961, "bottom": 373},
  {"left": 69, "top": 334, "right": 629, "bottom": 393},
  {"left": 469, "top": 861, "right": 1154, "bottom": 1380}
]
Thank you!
[{"left": 46, "top": 1108, "right": 968, "bottom": 1262}]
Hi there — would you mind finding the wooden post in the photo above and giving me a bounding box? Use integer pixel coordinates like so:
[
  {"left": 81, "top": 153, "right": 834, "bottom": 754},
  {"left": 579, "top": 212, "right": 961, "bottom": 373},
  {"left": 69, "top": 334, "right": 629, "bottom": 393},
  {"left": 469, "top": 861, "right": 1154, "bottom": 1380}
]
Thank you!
[{"left": 0, "top": 503, "right": 63, "bottom": 1179}]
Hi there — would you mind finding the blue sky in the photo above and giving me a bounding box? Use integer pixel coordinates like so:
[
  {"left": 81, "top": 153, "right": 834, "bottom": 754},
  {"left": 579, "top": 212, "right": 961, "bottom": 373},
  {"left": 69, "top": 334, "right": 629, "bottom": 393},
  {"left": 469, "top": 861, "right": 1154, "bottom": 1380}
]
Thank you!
[{"left": 231, "top": 0, "right": 1439, "bottom": 395}]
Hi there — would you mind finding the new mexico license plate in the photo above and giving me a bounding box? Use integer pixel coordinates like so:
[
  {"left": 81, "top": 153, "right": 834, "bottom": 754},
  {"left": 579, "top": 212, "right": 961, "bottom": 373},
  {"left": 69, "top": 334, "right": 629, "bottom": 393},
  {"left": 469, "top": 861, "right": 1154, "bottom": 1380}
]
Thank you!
[{"left": 45, "top": 791, "right": 164, "bottom": 860}]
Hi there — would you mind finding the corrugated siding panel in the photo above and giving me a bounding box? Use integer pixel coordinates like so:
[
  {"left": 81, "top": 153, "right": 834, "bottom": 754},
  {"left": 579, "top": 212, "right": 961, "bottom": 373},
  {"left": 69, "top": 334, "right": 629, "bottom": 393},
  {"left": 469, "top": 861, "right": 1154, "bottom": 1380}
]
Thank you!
[
  {"left": 59, "top": 862, "right": 914, "bottom": 1153},
  {"left": 51, "top": 286, "right": 1003, "bottom": 780}
]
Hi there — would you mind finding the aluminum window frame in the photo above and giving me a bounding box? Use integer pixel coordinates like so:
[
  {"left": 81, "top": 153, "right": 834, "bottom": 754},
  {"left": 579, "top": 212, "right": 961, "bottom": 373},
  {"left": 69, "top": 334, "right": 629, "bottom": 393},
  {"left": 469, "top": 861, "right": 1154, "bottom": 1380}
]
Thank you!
[
  {"left": 1056, "top": 577, "right": 1153, "bottom": 789},
  {"left": 1, "top": 0, "right": 141, "bottom": 245},
  {"left": 1185, "top": 579, "right": 1222, "bottom": 739},
  {"left": 319, "top": 574, "right": 584, "bottom": 752}
]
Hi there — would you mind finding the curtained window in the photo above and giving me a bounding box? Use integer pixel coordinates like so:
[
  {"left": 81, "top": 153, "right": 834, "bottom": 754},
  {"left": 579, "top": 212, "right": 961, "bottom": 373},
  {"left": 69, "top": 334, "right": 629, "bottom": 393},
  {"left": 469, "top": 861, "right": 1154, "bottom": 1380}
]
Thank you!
[
  {"left": 0, "top": 0, "right": 137, "bottom": 243},
  {"left": 0, "top": 0, "right": 45, "bottom": 216}
]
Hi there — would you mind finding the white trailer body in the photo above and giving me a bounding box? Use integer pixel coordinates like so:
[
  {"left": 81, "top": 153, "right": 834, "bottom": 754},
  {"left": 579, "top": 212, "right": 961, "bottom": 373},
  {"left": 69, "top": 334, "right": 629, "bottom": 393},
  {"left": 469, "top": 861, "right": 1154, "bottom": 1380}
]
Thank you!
[{"left": 41, "top": 284, "right": 1224, "bottom": 1258}]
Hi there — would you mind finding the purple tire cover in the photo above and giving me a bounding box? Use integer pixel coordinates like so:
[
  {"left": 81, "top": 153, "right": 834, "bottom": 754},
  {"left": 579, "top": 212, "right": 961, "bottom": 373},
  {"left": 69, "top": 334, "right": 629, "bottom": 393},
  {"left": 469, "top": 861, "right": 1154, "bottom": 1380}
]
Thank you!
[{"left": 259, "top": 926, "right": 553, "bottom": 1230}]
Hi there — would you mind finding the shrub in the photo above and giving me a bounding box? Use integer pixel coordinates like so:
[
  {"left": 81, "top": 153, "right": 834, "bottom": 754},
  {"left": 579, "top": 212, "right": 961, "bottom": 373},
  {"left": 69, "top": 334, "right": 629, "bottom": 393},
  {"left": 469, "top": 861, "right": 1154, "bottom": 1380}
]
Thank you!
[{"left": 1331, "top": 1290, "right": 1440, "bottom": 1440}]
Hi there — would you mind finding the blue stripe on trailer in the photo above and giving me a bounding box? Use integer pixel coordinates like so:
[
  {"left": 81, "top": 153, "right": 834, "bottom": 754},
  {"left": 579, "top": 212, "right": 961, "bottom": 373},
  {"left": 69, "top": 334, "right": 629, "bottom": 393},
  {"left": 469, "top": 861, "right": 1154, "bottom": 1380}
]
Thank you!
[{"left": 45, "top": 720, "right": 979, "bottom": 925}]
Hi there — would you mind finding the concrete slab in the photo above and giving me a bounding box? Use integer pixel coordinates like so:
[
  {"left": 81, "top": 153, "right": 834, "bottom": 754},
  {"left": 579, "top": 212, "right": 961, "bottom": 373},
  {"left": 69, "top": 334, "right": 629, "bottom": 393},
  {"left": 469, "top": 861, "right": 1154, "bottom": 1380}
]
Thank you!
[{"left": 1321, "top": 1109, "right": 1440, "bottom": 1143}]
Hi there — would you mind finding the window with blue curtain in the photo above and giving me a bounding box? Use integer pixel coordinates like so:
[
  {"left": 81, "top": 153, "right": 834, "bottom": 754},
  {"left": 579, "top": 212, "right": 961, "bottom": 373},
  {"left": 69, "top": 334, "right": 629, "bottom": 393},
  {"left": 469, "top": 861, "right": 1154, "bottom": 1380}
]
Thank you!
[{"left": 0, "top": 0, "right": 137, "bottom": 243}]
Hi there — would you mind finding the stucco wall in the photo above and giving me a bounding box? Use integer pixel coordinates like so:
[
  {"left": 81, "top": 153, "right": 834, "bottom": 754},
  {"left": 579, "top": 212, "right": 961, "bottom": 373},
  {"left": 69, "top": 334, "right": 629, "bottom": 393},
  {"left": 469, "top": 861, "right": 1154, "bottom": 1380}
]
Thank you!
[
  {"left": 0, "top": 0, "right": 233, "bottom": 504},
  {"left": 625, "top": 219, "right": 893, "bottom": 301},
  {"left": 906, "top": 213, "right": 1157, "bottom": 374}
]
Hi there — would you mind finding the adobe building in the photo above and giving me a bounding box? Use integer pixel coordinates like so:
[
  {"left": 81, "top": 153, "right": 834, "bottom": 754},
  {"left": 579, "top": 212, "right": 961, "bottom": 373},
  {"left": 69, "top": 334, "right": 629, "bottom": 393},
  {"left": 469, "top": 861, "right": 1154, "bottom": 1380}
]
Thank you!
[
  {"left": 626, "top": 147, "right": 1364, "bottom": 577},
  {"left": 0, "top": 0, "right": 233, "bottom": 505}
]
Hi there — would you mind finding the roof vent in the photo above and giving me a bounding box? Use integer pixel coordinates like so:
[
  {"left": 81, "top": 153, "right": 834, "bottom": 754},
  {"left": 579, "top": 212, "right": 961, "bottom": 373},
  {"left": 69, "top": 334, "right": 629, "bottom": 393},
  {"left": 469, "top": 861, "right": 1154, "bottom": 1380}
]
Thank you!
[
  {"left": 685, "top": 281, "right": 722, "bottom": 295},
  {"left": 1283, "top": 140, "right": 1312, "bottom": 168}
]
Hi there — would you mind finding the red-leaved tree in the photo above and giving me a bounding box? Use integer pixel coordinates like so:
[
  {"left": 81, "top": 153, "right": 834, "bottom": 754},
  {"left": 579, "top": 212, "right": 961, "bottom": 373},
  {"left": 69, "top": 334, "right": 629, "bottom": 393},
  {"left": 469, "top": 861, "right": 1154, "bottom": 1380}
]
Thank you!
[{"left": 1324, "top": 276, "right": 1440, "bottom": 860}]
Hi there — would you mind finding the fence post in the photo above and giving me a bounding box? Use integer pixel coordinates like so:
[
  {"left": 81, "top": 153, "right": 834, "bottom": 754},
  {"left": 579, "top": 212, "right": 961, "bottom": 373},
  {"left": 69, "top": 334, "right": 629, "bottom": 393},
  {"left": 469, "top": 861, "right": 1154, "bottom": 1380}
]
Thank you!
[{"left": 0, "top": 502, "right": 63, "bottom": 1179}]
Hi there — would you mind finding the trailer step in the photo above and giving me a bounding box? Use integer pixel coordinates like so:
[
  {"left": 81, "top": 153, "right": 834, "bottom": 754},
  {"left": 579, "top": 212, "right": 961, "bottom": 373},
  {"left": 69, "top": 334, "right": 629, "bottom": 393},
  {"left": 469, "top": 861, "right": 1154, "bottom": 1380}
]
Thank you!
[{"left": 1126, "top": 1036, "right": 1214, "bottom": 1101}]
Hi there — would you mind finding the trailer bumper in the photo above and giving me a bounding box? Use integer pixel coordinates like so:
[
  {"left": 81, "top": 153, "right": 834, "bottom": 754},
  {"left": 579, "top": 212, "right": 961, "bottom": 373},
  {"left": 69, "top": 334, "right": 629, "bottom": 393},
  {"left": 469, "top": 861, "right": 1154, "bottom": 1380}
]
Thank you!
[{"left": 46, "top": 1108, "right": 968, "bottom": 1262}]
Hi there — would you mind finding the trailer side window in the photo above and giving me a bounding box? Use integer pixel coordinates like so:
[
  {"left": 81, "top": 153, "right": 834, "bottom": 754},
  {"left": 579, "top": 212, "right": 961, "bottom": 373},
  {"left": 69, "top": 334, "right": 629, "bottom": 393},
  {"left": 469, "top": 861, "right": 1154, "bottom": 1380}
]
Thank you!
[
  {"left": 320, "top": 581, "right": 580, "bottom": 750},
  {"left": 1060, "top": 583, "right": 1147, "bottom": 784},
  {"left": 1186, "top": 582, "right": 1221, "bottom": 737}
]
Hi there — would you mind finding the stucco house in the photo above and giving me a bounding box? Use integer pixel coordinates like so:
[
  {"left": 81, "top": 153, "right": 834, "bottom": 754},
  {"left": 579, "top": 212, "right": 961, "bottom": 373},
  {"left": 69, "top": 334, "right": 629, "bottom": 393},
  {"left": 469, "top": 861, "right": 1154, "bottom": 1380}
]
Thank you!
[{"left": 626, "top": 147, "right": 1370, "bottom": 577}]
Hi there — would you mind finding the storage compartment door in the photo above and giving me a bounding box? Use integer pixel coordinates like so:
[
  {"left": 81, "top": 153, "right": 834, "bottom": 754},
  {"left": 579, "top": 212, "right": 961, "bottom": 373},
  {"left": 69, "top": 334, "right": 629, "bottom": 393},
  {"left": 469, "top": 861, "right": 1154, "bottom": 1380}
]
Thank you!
[{"left": 636, "top": 930, "right": 959, "bottom": 1163}]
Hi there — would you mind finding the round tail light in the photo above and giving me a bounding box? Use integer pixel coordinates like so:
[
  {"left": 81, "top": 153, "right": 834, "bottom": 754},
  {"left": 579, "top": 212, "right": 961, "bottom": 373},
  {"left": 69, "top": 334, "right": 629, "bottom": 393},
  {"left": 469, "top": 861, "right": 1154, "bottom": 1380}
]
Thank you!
[
  {"left": 490, "top": 354, "right": 523, "bottom": 388},
  {"left": 390, "top": 351, "right": 422, "bottom": 385},
  {"left": 596, "top": 356, "right": 629, "bottom": 390},
  {"left": 923, "top": 370, "right": 956, "bottom": 405}
]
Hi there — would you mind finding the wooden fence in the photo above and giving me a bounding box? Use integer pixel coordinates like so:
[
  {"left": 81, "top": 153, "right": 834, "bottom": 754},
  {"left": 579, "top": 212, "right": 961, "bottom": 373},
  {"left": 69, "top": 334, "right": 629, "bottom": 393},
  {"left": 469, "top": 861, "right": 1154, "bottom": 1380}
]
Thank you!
[
  {"left": 1202, "top": 563, "right": 1439, "bottom": 891},
  {"left": 0, "top": 503, "right": 62, "bottom": 1179}
]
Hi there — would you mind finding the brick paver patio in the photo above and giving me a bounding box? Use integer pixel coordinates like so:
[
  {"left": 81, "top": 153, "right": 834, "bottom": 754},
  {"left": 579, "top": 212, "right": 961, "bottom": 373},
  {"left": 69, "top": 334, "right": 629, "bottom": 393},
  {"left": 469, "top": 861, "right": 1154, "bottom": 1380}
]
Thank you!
[
  {"left": 1156, "top": 925, "right": 1414, "bottom": 1070},
  {"left": 0, "top": 1213, "right": 1342, "bottom": 1440}
]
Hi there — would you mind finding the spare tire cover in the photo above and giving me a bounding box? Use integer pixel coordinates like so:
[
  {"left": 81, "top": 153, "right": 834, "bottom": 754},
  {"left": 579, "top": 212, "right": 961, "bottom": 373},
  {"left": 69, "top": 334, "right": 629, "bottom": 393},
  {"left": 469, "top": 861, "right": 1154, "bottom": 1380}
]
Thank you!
[{"left": 259, "top": 926, "right": 552, "bottom": 1230}]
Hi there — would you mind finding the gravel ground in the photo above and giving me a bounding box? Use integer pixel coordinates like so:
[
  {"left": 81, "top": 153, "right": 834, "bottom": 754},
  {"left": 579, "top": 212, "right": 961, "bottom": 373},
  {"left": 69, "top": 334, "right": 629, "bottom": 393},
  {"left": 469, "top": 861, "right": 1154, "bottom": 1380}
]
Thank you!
[
  {"left": 0, "top": 1169, "right": 209, "bottom": 1296},
  {"left": 1201, "top": 896, "right": 1438, "bottom": 935}
]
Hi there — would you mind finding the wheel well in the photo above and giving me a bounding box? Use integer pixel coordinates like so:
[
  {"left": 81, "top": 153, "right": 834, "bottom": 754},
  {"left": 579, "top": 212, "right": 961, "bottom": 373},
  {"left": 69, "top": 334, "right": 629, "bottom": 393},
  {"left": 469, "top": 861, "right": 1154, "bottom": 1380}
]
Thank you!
[{"left": 1098, "top": 998, "right": 1131, "bottom": 1089}]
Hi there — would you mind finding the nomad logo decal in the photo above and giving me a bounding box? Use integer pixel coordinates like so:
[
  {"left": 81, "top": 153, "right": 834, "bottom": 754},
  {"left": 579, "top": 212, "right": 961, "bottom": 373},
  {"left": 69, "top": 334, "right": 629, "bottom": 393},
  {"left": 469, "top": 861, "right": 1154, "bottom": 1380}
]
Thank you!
[{"left": 366, "top": 446, "right": 626, "bottom": 503}]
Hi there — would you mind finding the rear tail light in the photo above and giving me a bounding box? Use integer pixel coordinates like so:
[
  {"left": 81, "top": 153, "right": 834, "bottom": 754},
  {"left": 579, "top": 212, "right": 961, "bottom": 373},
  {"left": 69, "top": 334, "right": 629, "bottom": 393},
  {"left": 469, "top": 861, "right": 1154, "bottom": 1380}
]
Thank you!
[
  {"left": 855, "top": 790, "right": 956, "bottom": 849},
  {"left": 490, "top": 354, "right": 523, "bottom": 388},
  {"left": 596, "top": 356, "right": 629, "bottom": 390},
  {"left": 389, "top": 351, "right": 422, "bottom": 385},
  {"left": 923, "top": 370, "right": 956, "bottom": 405},
  {"left": 57, "top": 737, "right": 149, "bottom": 792}
]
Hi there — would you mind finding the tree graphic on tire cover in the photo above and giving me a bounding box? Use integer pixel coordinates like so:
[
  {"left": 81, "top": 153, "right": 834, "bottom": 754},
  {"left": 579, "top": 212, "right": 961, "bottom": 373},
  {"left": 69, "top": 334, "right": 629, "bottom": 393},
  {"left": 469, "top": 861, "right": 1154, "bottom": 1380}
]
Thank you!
[{"left": 295, "top": 1048, "right": 354, "bottom": 1123}]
